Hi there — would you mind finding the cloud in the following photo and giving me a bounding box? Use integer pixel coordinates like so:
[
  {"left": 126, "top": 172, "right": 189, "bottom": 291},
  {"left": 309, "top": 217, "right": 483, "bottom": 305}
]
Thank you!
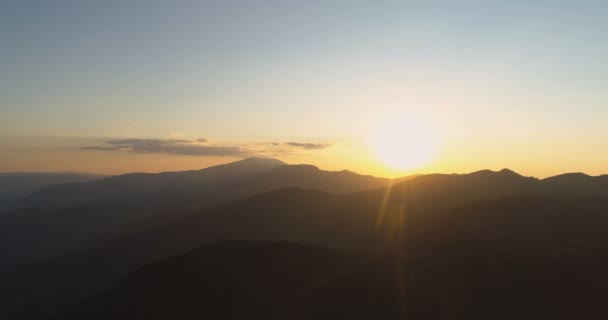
[
  {"left": 285, "top": 142, "right": 331, "bottom": 150},
  {"left": 81, "top": 139, "right": 333, "bottom": 157},
  {"left": 81, "top": 139, "right": 247, "bottom": 157},
  {"left": 80, "top": 146, "right": 121, "bottom": 151},
  {"left": 240, "top": 142, "right": 333, "bottom": 156}
]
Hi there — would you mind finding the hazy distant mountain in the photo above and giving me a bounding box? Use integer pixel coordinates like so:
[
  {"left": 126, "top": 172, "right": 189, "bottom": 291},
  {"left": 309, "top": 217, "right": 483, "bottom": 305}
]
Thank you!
[
  {"left": 22, "top": 157, "right": 287, "bottom": 208},
  {"left": 0, "top": 172, "right": 104, "bottom": 211},
  {"left": 20, "top": 158, "right": 400, "bottom": 212},
  {"left": 0, "top": 158, "right": 397, "bottom": 267}
]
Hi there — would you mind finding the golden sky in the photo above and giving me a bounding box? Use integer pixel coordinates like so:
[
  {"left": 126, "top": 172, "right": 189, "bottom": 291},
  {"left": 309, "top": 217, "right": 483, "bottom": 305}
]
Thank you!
[{"left": 2, "top": 2, "right": 608, "bottom": 177}]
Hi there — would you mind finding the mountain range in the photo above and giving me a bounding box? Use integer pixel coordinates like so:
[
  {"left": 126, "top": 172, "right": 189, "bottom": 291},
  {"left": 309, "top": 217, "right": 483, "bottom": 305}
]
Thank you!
[
  {"left": 0, "top": 172, "right": 104, "bottom": 212},
  {"left": 3, "top": 158, "right": 608, "bottom": 319}
]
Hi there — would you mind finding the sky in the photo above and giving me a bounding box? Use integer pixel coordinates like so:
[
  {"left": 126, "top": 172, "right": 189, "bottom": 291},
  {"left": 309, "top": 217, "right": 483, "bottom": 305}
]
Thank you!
[{"left": 1, "top": 0, "right": 608, "bottom": 178}]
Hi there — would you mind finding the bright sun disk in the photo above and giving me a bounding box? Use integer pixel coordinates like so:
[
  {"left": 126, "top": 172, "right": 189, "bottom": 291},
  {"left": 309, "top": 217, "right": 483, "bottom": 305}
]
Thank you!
[{"left": 370, "top": 119, "right": 439, "bottom": 170}]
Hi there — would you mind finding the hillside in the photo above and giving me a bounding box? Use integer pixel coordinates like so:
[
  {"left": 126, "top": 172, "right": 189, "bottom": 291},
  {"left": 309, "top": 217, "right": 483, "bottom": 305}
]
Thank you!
[
  {"left": 0, "top": 158, "right": 397, "bottom": 267},
  {"left": 6, "top": 166, "right": 608, "bottom": 319},
  {"left": 52, "top": 233, "right": 608, "bottom": 320},
  {"left": 0, "top": 173, "right": 104, "bottom": 211}
]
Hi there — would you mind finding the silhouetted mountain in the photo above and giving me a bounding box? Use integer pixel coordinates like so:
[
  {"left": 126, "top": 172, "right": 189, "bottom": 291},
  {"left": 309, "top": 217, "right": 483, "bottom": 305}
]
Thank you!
[
  {"left": 415, "top": 195, "right": 608, "bottom": 319},
  {"left": 22, "top": 157, "right": 287, "bottom": 208},
  {"left": 0, "top": 172, "right": 104, "bottom": 211},
  {"left": 0, "top": 158, "right": 396, "bottom": 268},
  {"left": 237, "top": 164, "right": 404, "bottom": 196},
  {"left": 376, "top": 169, "right": 537, "bottom": 223},
  {"left": 50, "top": 241, "right": 376, "bottom": 320},
  {"left": 6, "top": 167, "right": 608, "bottom": 320},
  {"left": 1, "top": 189, "right": 384, "bottom": 320},
  {"left": 423, "top": 195, "right": 608, "bottom": 256},
  {"left": 52, "top": 233, "right": 608, "bottom": 320},
  {"left": 538, "top": 172, "right": 608, "bottom": 195}
]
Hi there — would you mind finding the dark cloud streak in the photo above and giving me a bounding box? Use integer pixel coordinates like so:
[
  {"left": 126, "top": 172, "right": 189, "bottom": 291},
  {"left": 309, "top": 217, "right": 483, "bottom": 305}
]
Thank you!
[
  {"left": 80, "top": 146, "right": 121, "bottom": 151},
  {"left": 80, "top": 139, "right": 333, "bottom": 157},
  {"left": 81, "top": 139, "right": 246, "bottom": 157}
]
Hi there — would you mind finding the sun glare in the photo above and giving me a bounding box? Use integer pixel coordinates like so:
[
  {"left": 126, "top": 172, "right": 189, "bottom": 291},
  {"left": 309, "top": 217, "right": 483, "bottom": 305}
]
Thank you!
[{"left": 370, "top": 119, "right": 439, "bottom": 171}]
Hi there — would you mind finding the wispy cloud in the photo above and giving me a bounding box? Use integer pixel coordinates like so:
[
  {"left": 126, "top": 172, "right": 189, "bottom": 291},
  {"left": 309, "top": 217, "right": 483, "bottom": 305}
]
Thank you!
[
  {"left": 80, "top": 146, "right": 123, "bottom": 151},
  {"left": 80, "top": 139, "right": 333, "bottom": 157},
  {"left": 285, "top": 142, "right": 331, "bottom": 150},
  {"left": 81, "top": 139, "right": 247, "bottom": 157},
  {"left": 240, "top": 142, "right": 333, "bottom": 156}
]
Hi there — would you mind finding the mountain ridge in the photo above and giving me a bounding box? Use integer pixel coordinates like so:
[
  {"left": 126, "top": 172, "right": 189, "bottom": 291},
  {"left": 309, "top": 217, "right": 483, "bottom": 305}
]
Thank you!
[{"left": 5, "top": 161, "right": 608, "bottom": 320}]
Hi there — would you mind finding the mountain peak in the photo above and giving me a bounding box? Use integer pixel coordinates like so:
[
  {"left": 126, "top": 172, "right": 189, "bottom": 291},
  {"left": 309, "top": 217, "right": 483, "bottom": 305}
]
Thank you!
[
  {"left": 543, "top": 172, "right": 591, "bottom": 182},
  {"left": 498, "top": 168, "right": 521, "bottom": 176},
  {"left": 203, "top": 157, "right": 286, "bottom": 172},
  {"left": 237, "top": 157, "right": 286, "bottom": 166},
  {"left": 268, "top": 164, "right": 320, "bottom": 174},
  {"left": 469, "top": 169, "right": 495, "bottom": 176},
  {"left": 469, "top": 169, "right": 522, "bottom": 177}
]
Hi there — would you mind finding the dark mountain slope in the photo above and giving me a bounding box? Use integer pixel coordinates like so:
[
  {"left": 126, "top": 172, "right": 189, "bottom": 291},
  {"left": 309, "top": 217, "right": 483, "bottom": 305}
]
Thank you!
[
  {"left": 417, "top": 195, "right": 608, "bottom": 320},
  {"left": 0, "top": 158, "right": 397, "bottom": 268},
  {"left": 0, "top": 172, "right": 104, "bottom": 211},
  {"left": 8, "top": 169, "right": 608, "bottom": 319},
  {"left": 8, "top": 166, "right": 607, "bottom": 271},
  {"left": 53, "top": 196, "right": 608, "bottom": 320},
  {"left": 234, "top": 164, "right": 398, "bottom": 196},
  {"left": 419, "top": 195, "right": 608, "bottom": 256},
  {"left": 0, "top": 158, "right": 286, "bottom": 265},
  {"left": 51, "top": 241, "right": 378, "bottom": 320},
  {"left": 538, "top": 172, "right": 608, "bottom": 195},
  {"left": 1, "top": 189, "right": 383, "bottom": 320},
  {"left": 22, "top": 157, "right": 287, "bottom": 208},
  {"left": 0, "top": 161, "right": 400, "bottom": 320}
]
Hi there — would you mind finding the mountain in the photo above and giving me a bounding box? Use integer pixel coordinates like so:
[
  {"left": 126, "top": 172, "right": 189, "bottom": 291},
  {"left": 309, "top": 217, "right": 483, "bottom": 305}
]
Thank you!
[
  {"left": 52, "top": 233, "right": 608, "bottom": 320},
  {"left": 6, "top": 167, "right": 608, "bottom": 320},
  {"left": 12, "top": 165, "right": 608, "bottom": 271},
  {"left": 1, "top": 189, "right": 384, "bottom": 320},
  {"left": 538, "top": 172, "right": 608, "bottom": 195},
  {"left": 49, "top": 241, "right": 379, "bottom": 320},
  {"left": 0, "top": 158, "right": 397, "bottom": 267},
  {"left": 421, "top": 195, "right": 608, "bottom": 257},
  {"left": 21, "top": 158, "right": 405, "bottom": 209},
  {"left": 0, "top": 172, "right": 104, "bottom": 211},
  {"left": 21, "top": 157, "right": 287, "bottom": 208}
]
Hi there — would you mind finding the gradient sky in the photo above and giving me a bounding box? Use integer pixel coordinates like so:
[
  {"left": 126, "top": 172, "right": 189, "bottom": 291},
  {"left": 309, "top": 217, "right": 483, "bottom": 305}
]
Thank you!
[{"left": 2, "top": 0, "right": 608, "bottom": 177}]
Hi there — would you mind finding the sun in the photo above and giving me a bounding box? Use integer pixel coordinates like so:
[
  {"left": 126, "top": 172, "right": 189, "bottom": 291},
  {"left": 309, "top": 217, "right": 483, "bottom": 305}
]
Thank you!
[{"left": 369, "top": 119, "right": 439, "bottom": 170}]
